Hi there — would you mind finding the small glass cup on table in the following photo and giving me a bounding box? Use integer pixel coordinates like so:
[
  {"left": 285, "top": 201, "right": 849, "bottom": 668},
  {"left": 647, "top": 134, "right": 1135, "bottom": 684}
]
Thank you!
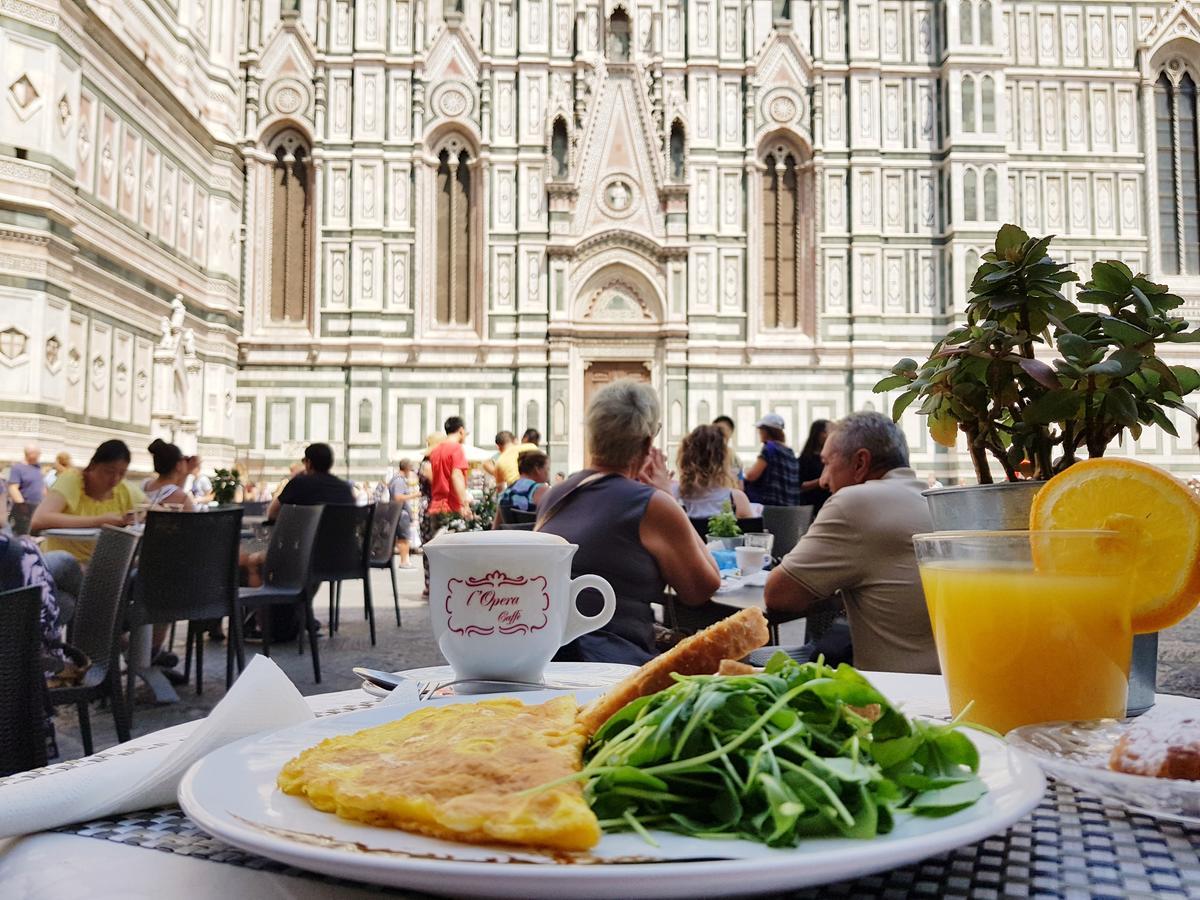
[{"left": 912, "top": 530, "right": 1134, "bottom": 735}]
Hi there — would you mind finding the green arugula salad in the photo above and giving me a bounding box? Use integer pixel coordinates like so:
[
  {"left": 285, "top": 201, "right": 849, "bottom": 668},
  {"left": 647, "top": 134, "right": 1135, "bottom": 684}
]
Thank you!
[{"left": 582, "top": 655, "right": 988, "bottom": 847}]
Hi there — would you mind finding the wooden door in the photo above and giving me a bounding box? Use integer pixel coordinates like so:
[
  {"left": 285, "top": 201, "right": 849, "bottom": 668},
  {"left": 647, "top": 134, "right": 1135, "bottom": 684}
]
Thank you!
[{"left": 583, "top": 361, "right": 651, "bottom": 466}]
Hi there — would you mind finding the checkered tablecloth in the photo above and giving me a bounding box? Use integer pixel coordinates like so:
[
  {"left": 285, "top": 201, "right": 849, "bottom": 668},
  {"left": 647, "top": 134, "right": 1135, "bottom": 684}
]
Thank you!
[{"left": 53, "top": 779, "right": 1200, "bottom": 898}]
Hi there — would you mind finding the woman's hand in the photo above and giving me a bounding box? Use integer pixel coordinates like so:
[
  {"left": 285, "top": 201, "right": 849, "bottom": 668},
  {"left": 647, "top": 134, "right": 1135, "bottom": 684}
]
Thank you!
[{"left": 638, "top": 447, "right": 673, "bottom": 493}]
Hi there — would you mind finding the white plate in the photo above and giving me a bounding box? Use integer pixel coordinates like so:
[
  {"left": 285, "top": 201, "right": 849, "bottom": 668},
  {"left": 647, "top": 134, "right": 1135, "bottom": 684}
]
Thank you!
[
  {"left": 180, "top": 677, "right": 1045, "bottom": 898},
  {"left": 39, "top": 527, "right": 101, "bottom": 538},
  {"left": 359, "top": 661, "right": 638, "bottom": 698}
]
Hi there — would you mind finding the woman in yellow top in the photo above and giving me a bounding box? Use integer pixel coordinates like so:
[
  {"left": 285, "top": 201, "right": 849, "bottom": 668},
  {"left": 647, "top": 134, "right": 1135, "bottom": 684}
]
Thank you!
[{"left": 32, "top": 439, "right": 144, "bottom": 565}]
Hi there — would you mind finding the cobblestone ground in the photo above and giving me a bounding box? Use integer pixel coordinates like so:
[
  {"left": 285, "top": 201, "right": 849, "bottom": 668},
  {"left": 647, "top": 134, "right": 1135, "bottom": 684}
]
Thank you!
[{"left": 50, "top": 564, "right": 1200, "bottom": 760}]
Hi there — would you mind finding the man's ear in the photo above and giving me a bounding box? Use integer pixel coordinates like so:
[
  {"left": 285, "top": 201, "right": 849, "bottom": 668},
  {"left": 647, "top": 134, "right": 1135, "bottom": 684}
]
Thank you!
[{"left": 855, "top": 448, "right": 873, "bottom": 480}]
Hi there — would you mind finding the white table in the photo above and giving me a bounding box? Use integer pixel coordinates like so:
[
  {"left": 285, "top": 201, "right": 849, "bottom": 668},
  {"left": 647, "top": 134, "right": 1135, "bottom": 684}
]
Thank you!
[{"left": 3, "top": 678, "right": 1197, "bottom": 899}]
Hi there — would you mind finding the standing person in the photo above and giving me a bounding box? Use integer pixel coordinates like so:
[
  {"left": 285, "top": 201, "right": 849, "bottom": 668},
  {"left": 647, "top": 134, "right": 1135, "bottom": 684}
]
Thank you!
[
  {"left": 764, "top": 412, "right": 937, "bottom": 674},
  {"left": 423, "top": 419, "right": 473, "bottom": 596},
  {"left": 494, "top": 431, "right": 540, "bottom": 488},
  {"left": 7, "top": 445, "right": 46, "bottom": 534},
  {"left": 674, "top": 425, "right": 753, "bottom": 518},
  {"left": 31, "top": 440, "right": 144, "bottom": 565},
  {"left": 186, "top": 456, "right": 213, "bottom": 503},
  {"left": 483, "top": 431, "right": 515, "bottom": 490},
  {"left": 712, "top": 416, "right": 744, "bottom": 488},
  {"left": 742, "top": 413, "right": 801, "bottom": 507},
  {"left": 266, "top": 442, "right": 354, "bottom": 520},
  {"left": 797, "top": 419, "right": 832, "bottom": 514},
  {"left": 43, "top": 452, "right": 71, "bottom": 489},
  {"left": 142, "top": 439, "right": 195, "bottom": 509},
  {"left": 428, "top": 417, "right": 473, "bottom": 521},
  {"left": 389, "top": 459, "right": 419, "bottom": 567}
]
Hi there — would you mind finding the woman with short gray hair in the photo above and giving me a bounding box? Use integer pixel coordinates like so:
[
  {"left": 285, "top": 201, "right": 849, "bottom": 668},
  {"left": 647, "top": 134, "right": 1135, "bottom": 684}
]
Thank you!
[{"left": 537, "top": 380, "right": 722, "bottom": 664}]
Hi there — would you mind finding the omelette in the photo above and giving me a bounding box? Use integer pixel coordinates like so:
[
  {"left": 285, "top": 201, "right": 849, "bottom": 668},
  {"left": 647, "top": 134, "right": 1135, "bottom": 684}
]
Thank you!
[{"left": 277, "top": 695, "right": 600, "bottom": 851}]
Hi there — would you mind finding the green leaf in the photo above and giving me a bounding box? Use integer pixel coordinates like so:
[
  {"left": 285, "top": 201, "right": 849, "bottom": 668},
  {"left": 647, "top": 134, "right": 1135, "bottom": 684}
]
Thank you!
[
  {"left": 891, "top": 358, "right": 919, "bottom": 375},
  {"left": 1166, "top": 330, "right": 1200, "bottom": 343},
  {"left": 1148, "top": 404, "right": 1181, "bottom": 438},
  {"left": 892, "top": 391, "right": 918, "bottom": 421},
  {"left": 1056, "top": 333, "right": 1093, "bottom": 359},
  {"left": 1171, "top": 365, "right": 1200, "bottom": 395},
  {"left": 1100, "top": 317, "right": 1152, "bottom": 346},
  {"left": 1017, "top": 357, "right": 1060, "bottom": 389},
  {"left": 1105, "top": 386, "right": 1139, "bottom": 426},
  {"left": 995, "top": 224, "right": 1029, "bottom": 259},
  {"left": 873, "top": 374, "right": 913, "bottom": 393},
  {"left": 1088, "top": 260, "right": 1132, "bottom": 294},
  {"left": 908, "top": 777, "right": 989, "bottom": 814},
  {"left": 1022, "top": 390, "right": 1083, "bottom": 425}
]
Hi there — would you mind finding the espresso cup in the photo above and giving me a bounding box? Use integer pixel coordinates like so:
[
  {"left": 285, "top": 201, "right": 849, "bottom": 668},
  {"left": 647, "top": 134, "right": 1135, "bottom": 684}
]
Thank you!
[
  {"left": 424, "top": 530, "right": 617, "bottom": 682},
  {"left": 735, "top": 545, "right": 769, "bottom": 574}
]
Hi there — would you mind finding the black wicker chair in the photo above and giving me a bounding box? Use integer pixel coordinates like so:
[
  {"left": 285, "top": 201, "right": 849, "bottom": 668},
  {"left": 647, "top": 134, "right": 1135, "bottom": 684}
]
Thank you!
[
  {"left": 0, "top": 585, "right": 48, "bottom": 775},
  {"left": 48, "top": 526, "right": 139, "bottom": 755},
  {"left": 366, "top": 502, "right": 406, "bottom": 627},
  {"left": 128, "top": 507, "right": 244, "bottom": 698},
  {"left": 239, "top": 501, "right": 269, "bottom": 517},
  {"left": 761, "top": 505, "right": 814, "bottom": 558},
  {"left": 316, "top": 504, "right": 376, "bottom": 645},
  {"left": 238, "top": 504, "right": 324, "bottom": 681}
]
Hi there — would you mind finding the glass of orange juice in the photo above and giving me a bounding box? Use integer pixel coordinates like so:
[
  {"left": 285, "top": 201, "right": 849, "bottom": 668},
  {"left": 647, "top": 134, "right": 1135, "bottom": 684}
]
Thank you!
[{"left": 912, "top": 530, "right": 1134, "bottom": 734}]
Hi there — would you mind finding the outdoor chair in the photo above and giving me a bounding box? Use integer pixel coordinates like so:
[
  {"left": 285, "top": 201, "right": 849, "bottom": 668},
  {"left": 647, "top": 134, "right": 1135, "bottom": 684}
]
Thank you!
[
  {"left": 128, "top": 507, "right": 243, "bottom": 698},
  {"left": 317, "top": 504, "right": 377, "bottom": 646},
  {"left": 502, "top": 507, "right": 539, "bottom": 525},
  {"left": 238, "top": 504, "right": 324, "bottom": 681},
  {"left": 761, "top": 505, "right": 814, "bottom": 559},
  {"left": 0, "top": 585, "right": 48, "bottom": 775},
  {"left": 239, "top": 501, "right": 269, "bottom": 517},
  {"left": 366, "top": 501, "right": 406, "bottom": 627},
  {"left": 48, "top": 527, "right": 139, "bottom": 756}
]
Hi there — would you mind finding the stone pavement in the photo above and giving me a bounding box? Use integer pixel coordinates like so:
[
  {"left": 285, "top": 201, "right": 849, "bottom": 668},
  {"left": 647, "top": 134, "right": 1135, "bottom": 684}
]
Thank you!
[{"left": 49, "top": 562, "right": 1200, "bottom": 760}]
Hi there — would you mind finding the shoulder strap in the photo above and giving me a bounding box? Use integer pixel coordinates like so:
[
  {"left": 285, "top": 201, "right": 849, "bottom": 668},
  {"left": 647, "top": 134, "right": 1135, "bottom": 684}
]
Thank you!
[{"left": 534, "top": 472, "right": 615, "bottom": 532}]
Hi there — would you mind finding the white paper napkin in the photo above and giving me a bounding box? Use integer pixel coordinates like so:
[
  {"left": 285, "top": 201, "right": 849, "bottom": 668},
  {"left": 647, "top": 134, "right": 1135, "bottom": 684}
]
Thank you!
[{"left": 0, "top": 655, "right": 312, "bottom": 838}]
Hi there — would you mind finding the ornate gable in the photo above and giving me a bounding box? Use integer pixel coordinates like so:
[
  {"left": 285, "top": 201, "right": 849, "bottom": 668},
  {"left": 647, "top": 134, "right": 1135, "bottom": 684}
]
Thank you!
[
  {"left": 254, "top": 17, "right": 318, "bottom": 138},
  {"left": 571, "top": 67, "right": 666, "bottom": 240},
  {"left": 1141, "top": 0, "right": 1200, "bottom": 50},
  {"left": 753, "top": 30, "right": 812, "bottom": 148}
]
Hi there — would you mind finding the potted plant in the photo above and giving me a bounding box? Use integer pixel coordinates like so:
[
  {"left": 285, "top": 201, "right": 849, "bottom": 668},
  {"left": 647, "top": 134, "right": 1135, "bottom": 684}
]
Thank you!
[
  {"left": 706, "top": 501, "right": 744, "bottom": 550},
  {"left": 876, "top": 224, "right": 1200, "bottom": 715},
  {"left": 211, "top": 467, "right": 241, "bottom": 506},
  {"left": 438, "top": 487, "right": 499, "bottom": 534},
  {"left": 875, "top": 225, "right": 1200, "bottom": 528}
]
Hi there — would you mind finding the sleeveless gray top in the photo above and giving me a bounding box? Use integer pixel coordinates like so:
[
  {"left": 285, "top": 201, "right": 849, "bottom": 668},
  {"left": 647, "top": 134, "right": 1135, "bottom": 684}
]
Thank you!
[{"left": 536, "top": 471, "right": 664, "bottom": 654}]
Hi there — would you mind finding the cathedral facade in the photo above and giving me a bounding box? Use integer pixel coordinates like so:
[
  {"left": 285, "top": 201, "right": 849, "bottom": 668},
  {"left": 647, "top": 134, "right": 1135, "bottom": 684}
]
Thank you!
[{"left": 2, "top": 0, "right": 1200, "bottom": 479}]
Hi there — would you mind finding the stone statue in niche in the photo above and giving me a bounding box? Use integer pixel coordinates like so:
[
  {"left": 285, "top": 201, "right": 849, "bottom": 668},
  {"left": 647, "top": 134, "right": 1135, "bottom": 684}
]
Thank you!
[
  {"left": 170, "top": 294, "right": 186, "bottom": 332},
  {"left": 183, "top": 329, "right": 196, "bottom": 358},
  {"left": 670, "top": 125, "right": 685, "bottom": 179}
]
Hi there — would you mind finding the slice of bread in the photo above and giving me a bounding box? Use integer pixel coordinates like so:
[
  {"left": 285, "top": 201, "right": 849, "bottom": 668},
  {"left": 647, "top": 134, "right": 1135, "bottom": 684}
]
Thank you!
[
  {"left": 577, "top": 607, "right": 770, "bottom": 734},
  {"left": 717, "top": 659, "right": 759, "bottom": 676}
]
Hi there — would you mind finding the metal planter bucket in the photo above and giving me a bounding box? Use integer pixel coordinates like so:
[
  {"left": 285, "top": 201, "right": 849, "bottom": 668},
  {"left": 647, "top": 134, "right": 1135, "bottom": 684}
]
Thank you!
[{"left": 923, "top": 481, "right": 1156, "bottom": 717}]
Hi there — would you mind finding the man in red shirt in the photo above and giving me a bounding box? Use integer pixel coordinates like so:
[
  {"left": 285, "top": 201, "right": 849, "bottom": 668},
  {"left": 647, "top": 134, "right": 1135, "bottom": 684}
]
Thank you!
[{"left": 428, "top": 416, "right": 473, "bottom": 518}]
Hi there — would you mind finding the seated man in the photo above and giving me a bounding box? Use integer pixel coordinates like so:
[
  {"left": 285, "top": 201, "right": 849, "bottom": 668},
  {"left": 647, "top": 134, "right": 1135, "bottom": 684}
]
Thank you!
[
  {"left": 764, "top": 411, "right": 938, "bottom": 674},
  {"left": 266, "top": 442, "right": 355, "bottom": 521}
]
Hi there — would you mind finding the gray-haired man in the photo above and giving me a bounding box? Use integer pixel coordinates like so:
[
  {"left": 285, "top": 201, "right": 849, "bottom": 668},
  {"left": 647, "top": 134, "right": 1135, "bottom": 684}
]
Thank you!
[{"left": 764, "top": 411, "right": 938, "bottom": 674}]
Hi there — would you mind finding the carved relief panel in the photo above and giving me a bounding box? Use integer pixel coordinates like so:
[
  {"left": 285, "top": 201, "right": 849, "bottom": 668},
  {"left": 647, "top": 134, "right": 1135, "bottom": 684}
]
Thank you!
[
  {"left": 389, "top": 72, "right": 411, "bottom": 141},
  {"left": 141, "top": 144, "right": 159, "bottom": 233},
  {"left": 519, "top": 164, "right": 545, "bottom": 230},
  {"left": 328, "top": 163, "right": 351, "bottom": 228},
  {"left": 193, "top": 187, "right": 208, "bottom": 266},
  {"left": 177, "top": 174, "right": 194, "bottom": 257},
  {"left": 387, "top": 163, "right": 411, "bottom": 228},
  {"left": 355, "top": 242, "right": 383, "bottom": 309},
  {"left": 329, "top": 71, "right": 352, "bottom": 141},
  {"left": 392, "top": 0, "right": 412, "bottom": 52},
  {"left": 160, "top": 161, "right": 177, "bottom": 247},
  {"left": 98, "top": 108, "right": 117, "bottom": 207},
  {"left": 355, "top": 68, "right": 385, "bottom": 141},
  {"left": 719, "top": 169, "right": 740, "bottom": 235},
  {"left": 326, "top": 243, "right": 350, "bottom": 308},
  {"left": 354, "top": 161, "right": 384, "bottom": 228},
  {"left": 387, "top": 245, "right": 411, "bottom": 311},
  {"left": 691, "top": 166, "right": 716, "bottom": 231},
  {"left": 356, "top": 0, "right": 385, "bottom": 49},
  {"left": 76, "top": 91, "right": 95, "bottom": 193},
  {"left": 494, "top": 75, "right": 515, "bottom": 144},
  {"left": 493, "top": 248, "right": 515, "bottom": 308},
  {"left": 493, "top": 166, "right": 516, "bottom": 230}
]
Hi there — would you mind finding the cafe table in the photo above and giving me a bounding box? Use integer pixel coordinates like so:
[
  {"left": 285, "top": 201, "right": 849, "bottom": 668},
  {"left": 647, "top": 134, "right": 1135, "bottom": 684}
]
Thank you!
[{"left": 2, "top": 674, "right": 1197, "bottom": 898}]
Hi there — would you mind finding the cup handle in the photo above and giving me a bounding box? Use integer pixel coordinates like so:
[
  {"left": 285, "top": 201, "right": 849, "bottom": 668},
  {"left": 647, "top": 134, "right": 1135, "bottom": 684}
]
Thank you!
[{"left": 561, "top": 574, "right": 617, "bottom": 645}]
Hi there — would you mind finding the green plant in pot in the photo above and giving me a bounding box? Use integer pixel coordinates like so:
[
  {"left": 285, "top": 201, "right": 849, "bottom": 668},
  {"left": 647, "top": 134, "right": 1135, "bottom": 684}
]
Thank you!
[
  {"left": 874, "top": 223, "right": 1200, "bottom": 714},
  {"left": 706, "top": 500, "right": 743, "bottom": 550},
  {"left": 211, "top": 467, "right": 241, "bottom": 506}
]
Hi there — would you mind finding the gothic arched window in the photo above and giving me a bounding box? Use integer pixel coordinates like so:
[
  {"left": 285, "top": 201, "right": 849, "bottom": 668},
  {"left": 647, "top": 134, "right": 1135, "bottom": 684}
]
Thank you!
[
  {"left": 436, "top": 145, "right": 474, "bottom": 325},
  {"left": 269, "top": 131, "right": 312, "bottom": 323},
  {"left": 981, "top": 76, "right": 995, "bottom": 131},
  {"left": 983, "top": 169, "right": 998, "bottom": 219},
  {"left": 762, "top": 148, "right": 808, "bottom": 331},
  {"left": 358, "top": 398, "right": 373, "bottom": 433},
  {"left": 670, "top": 121, "right": 686, "bottom": 180},
  {"left": 551, "top": 117, "right": 569, "bottom": 179},
  {"left": 964, "top": 169, "right": 978, "bottom": 221},
  {"left": 609, "top": 9, "right": 631, "bottom": 60},
  {"left": 959, "top": 0, "right": 974, "bottom": 45},
  {"left": 1156, "top": 69, "right": 1200, "bottom": 274},
  {"left": 961, "top": 76, "right": 976, "bottom": 132},
  {"left": 979, "top": 0, "right": 993, "bottom": 44}
]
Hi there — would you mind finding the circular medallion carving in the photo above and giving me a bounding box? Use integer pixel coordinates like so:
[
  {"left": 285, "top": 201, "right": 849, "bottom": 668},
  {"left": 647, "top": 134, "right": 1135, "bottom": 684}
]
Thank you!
[
  {"left": 599, "top": 174, "right": 638, "bottom": 219},
  {"left": 770, "top": 95, "right": 797, "bottom": 123},
  {"left": 438, "top": 85, "right": 470, "bottom": 118},
  {"left": 268, "top": 80, "right": 309, "bottom": 117}
]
